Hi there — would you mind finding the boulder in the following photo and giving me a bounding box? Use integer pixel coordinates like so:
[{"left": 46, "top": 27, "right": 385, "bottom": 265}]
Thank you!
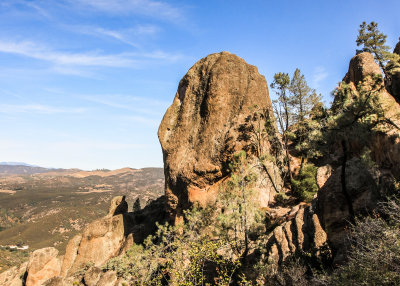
[
  {"left": 61, "top": 213, "right": 130, "bottom": 276},
  {"left": 60, "top": 196, "right": 134, "bottom": 276},
  {"left": 158, "top": 51, "right": 283, "bottom": 222},
  {"left": 0, "top": 262, "right": 27, "bottom": 286},
  {"left": 25, "top": 247, "right": 62, "bottom": 286},
  {"left": 335, "top": 51, "right": 400, "bottom": 177},
  {"left": 107, "top": 196, "right": 128, "bottom": 217},
  {"left": 97, "top": 270, "right": 118, "bottom": 286},
  {"left": 342, "top": 52, "right": 382, "bottom": 86},
  {"left": 83, "top": 266, "right": 102, "bottom": 286}
]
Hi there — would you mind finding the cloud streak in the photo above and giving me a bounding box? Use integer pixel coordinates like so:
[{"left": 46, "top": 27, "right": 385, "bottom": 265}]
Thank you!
[
  {"left": 0, "top": 41, "right": 137, "bottom": 67},
  {"left": 0, "top": 104, "right": 86, "bottom": 114},
  {"left": 313, "top": 66, "right": 328, "bottom": 88},
  {"left": 72, "top": 0, "right": 183, "bottom": 22},
  {"left": 0, "top": 40, "right": 183, "bottom": 70}
]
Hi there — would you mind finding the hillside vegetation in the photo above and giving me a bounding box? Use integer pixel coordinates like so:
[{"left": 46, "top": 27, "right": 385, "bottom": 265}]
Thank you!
[{"left": 0, "top": 167, "right": 164, "bottom": 272}]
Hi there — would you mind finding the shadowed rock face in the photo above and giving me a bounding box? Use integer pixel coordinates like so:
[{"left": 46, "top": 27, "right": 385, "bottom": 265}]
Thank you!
[
  {"left": 390, "top": 40, "right": 400, "bottom": 103},
  {"left": 315, "top": 52, "right": 400, "bottom": 263},
  {"left": 341, "top": 52, "right": 400, "bottom": 176},
  {"left": 158, "top": 51, "right": 282, "bottom": 222}
]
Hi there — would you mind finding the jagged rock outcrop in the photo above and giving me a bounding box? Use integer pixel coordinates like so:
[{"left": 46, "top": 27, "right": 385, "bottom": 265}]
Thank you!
[
  {"left": 25, "top": 248, "right": 62, "bottom": 286},
  {"left": 316, "top": 158, "right": 381, "bottom": 261},
  {"left": 61, "top": 197, "right": 133, "bottom": 276},
  {"left": 264, "top": 202, "right": 328, "bottom": 264},
  {"left": 0, "top": 262, "right": 27, "bottom": 286},
  {"left": 0, "top": 196, "right": 167, "bottom": 285},
  {"left": 315, "top": 52, "right": 400, "bottom": 262},
  {"left": 343, "top": 52, "right": 382, "bottom": 86},
  {"left": 390, "top": 39, "right": 400, "bottom": 103},
  {"left": 343, "top": 52, "right": 400, "bottom": 175},
  {"left": 159, "top": 51, "right": 283, "bottom": 222},
  {"left": 107, "top": 196, "right": 128, "bottom": 217},
  {"left": 265, "top": 51, "right": 400, "bottom": 266}
]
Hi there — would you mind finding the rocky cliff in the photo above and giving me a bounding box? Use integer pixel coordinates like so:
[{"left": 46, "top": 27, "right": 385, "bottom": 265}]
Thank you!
[
  {"left": 390, "top": 39, "right": 400, "bottom": 103},
  {"left": 159, "top": 51, "right": 283, "bottom": 222},
  {"left": 0, "top": 196, "right": 166, "bottom": 286},
  {"left": 1, "top": 50, "right": 399, "bottom": 285}
]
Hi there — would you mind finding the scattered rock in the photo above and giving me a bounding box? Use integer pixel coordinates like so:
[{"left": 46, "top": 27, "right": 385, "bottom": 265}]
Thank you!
[
  {"left": 25, "top": 247, "right": 62, "bottom": 286},
  {"left": 61, "top": 214, "right": 129, "bottom": 276},
  {"left": 0, "top": 262, "right": 27, "bottom": 286},
  {"left": 97, "top": 270, "right": 118, "bottom": 286},
  {"left": 83, "top": 266, "right": 102, "bottom": 286}
]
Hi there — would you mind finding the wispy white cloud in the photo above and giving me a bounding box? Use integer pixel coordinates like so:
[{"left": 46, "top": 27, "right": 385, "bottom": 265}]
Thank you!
[
  {"left": 0, "top": 104, "right": 86, "bottom": 114},
  {"left": 81, "top": 94, "right": 168, "bottom": 116},
  {"left": 313, "top": 66, "right": 328, "bottom": 88},
  {"left": 0, "top": 40, "right": 137, "bottom": 67},
  {"left": 71, "top": 0, "right": 183, "bottom": 22},
  {"left": 65, "top": 24, "right": 160, "bottom": 48},
  {"left": 0, "top": 40, "right": 183, "bottom": 72}
]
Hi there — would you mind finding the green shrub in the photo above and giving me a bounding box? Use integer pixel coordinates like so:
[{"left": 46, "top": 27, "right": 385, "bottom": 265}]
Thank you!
[
  {"left": 291, "top": 164, "right": 318, "bottom": 203},
  {"left": 326, "top": 199, "right": 400, "bottom": 285}
]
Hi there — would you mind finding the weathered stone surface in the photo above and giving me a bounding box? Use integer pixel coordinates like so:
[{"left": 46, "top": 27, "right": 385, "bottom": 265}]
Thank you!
[
  {"left": 337, "top": 51, "right": 400, "bottom": 177},
  {"left": 59, "top": 196, "right": 134, "bottom": 276},
  {"left": 25, "top": 247, "right": 62, "bottom": 286},
  {"left": 0, "top": 262, "right": 27, "bottom": 286},
  {"left": 390, "top": 40, "right": 400, "bottom": 103},
  {"left": 316, "top": 158, "right": 381, "bottom": 261},
  {"left": 264, "top": 202, "right": 328, "bottom": 264},
  {"left": 343, "top": 52, "right": 382, "bottom": 86},
  {"left": 107, "top": 196, "right": 128, "bottom": 217},
  {"left": 83, "top": 266, "right": 102, "bottom": 286},
  {"left": 316, "top": 165, "right": 332, "bottom": 189},
  {"left": 60, "top": 234, "right": 82, "bottom": 277},
  {"left": 59, "top": 195, "right": 166, "bottom": 278},
  {"left": 97, "top": 270, "right": 118, "bottom": 286},
  {"left": 42, "top": 276, "right": 64, "bottom": 286},
  {"left": 61, "top": 214, "right": 128, "bottom": 276},
  {"left": 159, "top": 51, "right": 282, "bottom": 222}
]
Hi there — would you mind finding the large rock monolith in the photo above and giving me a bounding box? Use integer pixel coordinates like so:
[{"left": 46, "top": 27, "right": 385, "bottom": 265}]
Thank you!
[{"left": 158, "top": 51, "right": 283, "bottom": 222}]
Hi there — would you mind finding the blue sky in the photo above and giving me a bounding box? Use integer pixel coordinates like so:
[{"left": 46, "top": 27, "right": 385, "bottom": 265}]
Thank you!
[{"left": 0, "top": 0, "right": 399, "bottom": 170}]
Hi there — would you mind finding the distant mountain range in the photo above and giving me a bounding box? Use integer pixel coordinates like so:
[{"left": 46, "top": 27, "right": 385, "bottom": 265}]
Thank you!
[
  {"left": 0, "top": 162, "right": 39, "bottom": 167},
  {"left": 0, "top": 163, "right": 67, "bottom": 175}
]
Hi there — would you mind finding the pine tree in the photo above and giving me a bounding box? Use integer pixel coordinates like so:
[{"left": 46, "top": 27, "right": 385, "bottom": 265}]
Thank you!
[
  {"left": 216, "top": 151, "right": 265, "bottom": 260},
  {"left": 356, "top": 21, "right": 400, "bottom": 82},
  {"left": 133, "top": 197, "right": 141, "bottom": 212},
  {"left": 271, "top": 72, "right": 293, "bottom": 180},
  {"left": 288, "top": 69, "right": 324, "bottom": 173}
]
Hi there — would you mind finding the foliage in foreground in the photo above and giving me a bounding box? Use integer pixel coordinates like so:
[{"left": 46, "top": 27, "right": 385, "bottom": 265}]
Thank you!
[
  {"left": 104, "top": 152, "right": 265, "bottom": 285},
  {"left": 291, "top": 163, "right": 318, "bottom": 203},
  {"left": 325, "top": 199, "right": 400, "bottom": 286}
]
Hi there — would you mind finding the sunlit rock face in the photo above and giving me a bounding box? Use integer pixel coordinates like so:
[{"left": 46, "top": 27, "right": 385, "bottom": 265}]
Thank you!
[{"left": 158, "top": 51, "right": 283, "bottom": 222}]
